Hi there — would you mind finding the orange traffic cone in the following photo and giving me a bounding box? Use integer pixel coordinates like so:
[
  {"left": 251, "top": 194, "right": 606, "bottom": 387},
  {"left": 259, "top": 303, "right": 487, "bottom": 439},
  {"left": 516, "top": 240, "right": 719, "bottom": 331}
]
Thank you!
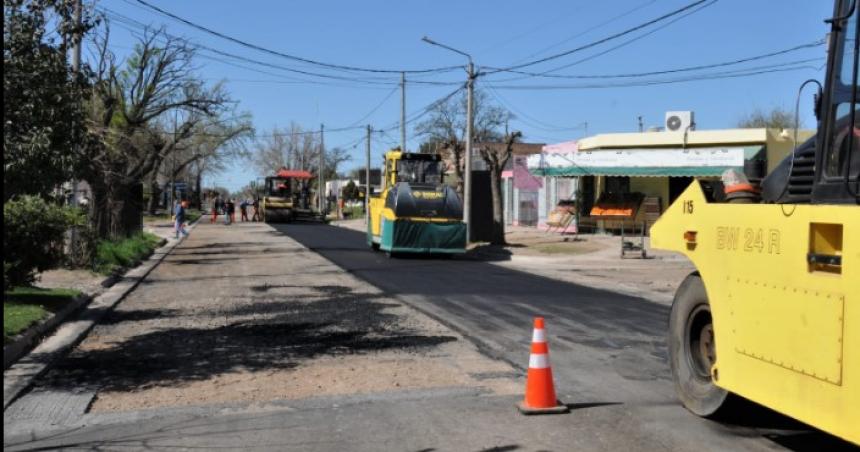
[{"left": 518, "top": 317, "right": 568, "bottom": 414}]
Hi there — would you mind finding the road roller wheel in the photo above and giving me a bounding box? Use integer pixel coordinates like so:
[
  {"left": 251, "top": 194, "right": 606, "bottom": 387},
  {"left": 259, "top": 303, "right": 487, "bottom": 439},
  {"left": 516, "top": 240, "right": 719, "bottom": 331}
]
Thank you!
[{"left": 668, "top": 273, "right": 729, "bottom": 417}]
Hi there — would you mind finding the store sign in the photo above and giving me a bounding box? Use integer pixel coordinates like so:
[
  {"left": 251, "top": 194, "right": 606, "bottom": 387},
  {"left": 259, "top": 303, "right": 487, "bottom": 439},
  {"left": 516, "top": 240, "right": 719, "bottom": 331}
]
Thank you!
[{"left": 529, "top": 147, "right": 745, "bottom": 169}]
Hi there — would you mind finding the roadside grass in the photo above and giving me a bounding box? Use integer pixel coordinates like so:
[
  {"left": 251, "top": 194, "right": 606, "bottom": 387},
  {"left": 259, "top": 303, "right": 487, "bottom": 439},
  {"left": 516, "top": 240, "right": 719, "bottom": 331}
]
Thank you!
[
  {"left": 95, "top": 232, "right": 163, "bottom": 275},
  {"left": 342, "top": 205, "right": 364, "bottom": 219},
  {"left": 4, "top": 287, "right": 81, "bottom": 343}
]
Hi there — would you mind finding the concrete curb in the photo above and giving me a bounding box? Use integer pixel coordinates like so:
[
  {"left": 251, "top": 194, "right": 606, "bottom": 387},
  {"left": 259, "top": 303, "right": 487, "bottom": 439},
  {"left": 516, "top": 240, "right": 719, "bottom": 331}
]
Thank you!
[
  {"left": 3, "top": 293, "right": 92, "bottom": 370},
  {"left": 2, "top": 219, "right": 201, "bottom": 411}
]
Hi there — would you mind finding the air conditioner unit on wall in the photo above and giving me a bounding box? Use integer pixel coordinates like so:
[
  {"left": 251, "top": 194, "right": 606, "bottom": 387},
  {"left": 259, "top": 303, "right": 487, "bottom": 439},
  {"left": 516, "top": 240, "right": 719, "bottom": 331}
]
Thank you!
[{"left": 665, "top": 111, "right": 695, "bottom": 132}]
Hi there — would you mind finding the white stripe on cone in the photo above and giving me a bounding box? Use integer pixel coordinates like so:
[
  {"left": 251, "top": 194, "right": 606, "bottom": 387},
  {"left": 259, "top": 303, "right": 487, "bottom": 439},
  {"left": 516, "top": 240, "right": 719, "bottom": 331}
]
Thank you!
[
  {"left": 532, "top": 328, "right": 546, "bottom": 343},
  {"left": 529, "top": 353, "right": 549, "bottom": 369}
]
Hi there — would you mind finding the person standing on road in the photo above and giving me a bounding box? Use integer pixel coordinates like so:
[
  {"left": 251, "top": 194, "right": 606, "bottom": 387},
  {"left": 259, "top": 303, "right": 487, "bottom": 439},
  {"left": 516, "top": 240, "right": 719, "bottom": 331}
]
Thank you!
[
  {"left": 224, "top": 198, "right": 235, "bottom": 225},
  {"left": 210, "top": 194, "right": 220, "bottom": 224},
  {"left": 240, "top": 199, "right": 249, "bottom": 222},
  {"left": 252, "top": 197, "right": 260, "bottom": 222},
  {"left": 174, "top": 199, "right": 189, "bottom": 239}
]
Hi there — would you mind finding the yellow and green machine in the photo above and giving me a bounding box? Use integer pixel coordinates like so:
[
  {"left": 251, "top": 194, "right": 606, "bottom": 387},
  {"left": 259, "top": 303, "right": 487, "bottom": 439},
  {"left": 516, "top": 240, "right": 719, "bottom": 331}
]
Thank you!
[
  {"left": 367, "top": 150, "right": 466, "bottom": 255},
  {"left": 650, "top": 0, "right": 858, "bottom": 444}
]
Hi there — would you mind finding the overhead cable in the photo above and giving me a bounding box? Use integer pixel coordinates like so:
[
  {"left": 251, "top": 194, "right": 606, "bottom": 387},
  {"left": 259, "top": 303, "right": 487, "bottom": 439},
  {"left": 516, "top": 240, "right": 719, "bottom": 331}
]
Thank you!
[
  {"left": 131, "top": 0, "right": 463, "bottom": 74},
  {"left": 484, "top": 0, "right": 714, "bottom": 75}
]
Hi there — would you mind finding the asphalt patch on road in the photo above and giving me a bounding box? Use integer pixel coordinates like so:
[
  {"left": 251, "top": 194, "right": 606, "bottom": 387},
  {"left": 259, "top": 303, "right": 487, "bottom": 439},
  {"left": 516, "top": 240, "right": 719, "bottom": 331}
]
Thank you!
[{"left": 31, "top": 284, "right": 456, "bottom": 398}]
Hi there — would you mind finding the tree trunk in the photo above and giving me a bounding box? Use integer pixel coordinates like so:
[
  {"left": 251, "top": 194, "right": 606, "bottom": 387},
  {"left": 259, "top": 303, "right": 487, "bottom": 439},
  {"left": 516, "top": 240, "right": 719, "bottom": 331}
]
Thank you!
[
  {"left": 489, "top": 166, "right": 506, "bottom": 245},
  {"left": 91, "top": 178, "right": 144, "bottom": 239},
  {"left": 147, "top": 171, "right": 160, "bottom": 214},
  {"left": 90, "top": 179, "right": 111, "bottom": 239},
  {"left": 452, "top": 149, "right": 464, "bottom": 197},
  {"left": 194, "top": 169, "right": 203, "bottom": 210}
]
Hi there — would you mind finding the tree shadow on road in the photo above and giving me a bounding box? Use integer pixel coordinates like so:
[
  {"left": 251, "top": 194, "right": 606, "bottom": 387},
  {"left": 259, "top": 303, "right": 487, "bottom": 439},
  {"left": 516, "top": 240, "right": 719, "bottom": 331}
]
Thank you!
[
  {"left": 36, "top": 286, "right": 456, "bottom": 395},
  {"left": 97, "top": 308, "right": 185, "bottom": 325}
]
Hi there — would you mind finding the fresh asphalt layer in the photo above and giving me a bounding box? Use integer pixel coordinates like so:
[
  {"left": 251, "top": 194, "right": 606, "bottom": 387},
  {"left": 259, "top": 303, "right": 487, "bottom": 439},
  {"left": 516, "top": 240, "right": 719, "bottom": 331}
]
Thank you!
[{"left": 270, "top": 223, "right": 853, "bottom": 452}]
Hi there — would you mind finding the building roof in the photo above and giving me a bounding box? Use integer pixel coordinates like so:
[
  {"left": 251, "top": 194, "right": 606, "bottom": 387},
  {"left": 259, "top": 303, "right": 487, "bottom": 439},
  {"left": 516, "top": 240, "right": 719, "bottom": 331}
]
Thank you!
[{"left": 577, "top": 128, "right": 814, "bottom": 150}]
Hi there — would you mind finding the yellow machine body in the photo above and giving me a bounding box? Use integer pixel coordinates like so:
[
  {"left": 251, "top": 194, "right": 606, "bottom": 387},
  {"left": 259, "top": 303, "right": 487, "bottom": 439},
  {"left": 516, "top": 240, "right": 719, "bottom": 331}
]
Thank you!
[
  {"left": 367, "top": 150, "right": 466, "bottom": 253},
  {"left": 651, "top": 181, "right": 859, "bottom": 443},
  {"left": 367, "top": 152, "right": 457, "bottom": 237}
]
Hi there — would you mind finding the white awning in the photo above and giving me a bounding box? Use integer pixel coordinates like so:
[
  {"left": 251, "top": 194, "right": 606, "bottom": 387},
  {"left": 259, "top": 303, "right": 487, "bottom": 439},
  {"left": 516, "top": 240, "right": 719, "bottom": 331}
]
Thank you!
[{"left": 529, "top": 146, "right": 746, "bottom": 170}]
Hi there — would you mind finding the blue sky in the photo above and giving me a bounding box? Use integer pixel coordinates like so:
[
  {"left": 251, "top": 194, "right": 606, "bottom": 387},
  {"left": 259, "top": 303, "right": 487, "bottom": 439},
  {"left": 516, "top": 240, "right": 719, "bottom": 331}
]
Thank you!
[{"left": 97, "top": 0, "right": 833, "bottom": 192}]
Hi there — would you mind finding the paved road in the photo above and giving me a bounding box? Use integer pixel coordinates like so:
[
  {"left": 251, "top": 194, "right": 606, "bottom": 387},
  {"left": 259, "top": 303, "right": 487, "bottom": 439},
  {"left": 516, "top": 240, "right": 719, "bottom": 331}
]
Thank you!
[
  {"left": 274, "top": 223, "right": 850, "bottom": 451},
  {"left": 5, "top": 221, "right": 853, "bottom": 451}
]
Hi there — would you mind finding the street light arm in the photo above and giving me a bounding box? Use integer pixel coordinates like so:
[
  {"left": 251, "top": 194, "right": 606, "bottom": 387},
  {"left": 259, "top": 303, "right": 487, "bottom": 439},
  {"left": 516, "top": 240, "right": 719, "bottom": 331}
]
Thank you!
[{"left": 421, "top": 36, "right": 472, "bottom": 65}]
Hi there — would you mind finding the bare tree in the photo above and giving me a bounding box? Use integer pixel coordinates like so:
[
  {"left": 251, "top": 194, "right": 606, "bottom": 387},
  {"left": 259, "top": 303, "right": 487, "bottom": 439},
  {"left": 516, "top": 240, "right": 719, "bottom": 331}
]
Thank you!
[
  {"left": 82, "top": 26, "right": 242, "bottom": 237},
  {"left": 737, "top": 106, "right": 802, "bottom": 129},
  {"left": 251, "top": 124, "right": 351, "bottom": 182},
  {"left": 155, "top": 112, "right": 252, "bottom": 211},
  {"left": 477, "top": 131, "right": 522, "bottom": 245},
  {"left": 252, "top": 123, "right": 308, "bottom": 174},
  {"left": 415, "top": 89, "right": 507, "bottom": 196}
]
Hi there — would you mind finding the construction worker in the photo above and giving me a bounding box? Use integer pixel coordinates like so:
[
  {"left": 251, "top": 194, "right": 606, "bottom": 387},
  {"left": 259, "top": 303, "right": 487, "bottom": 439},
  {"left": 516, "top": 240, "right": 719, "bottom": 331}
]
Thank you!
[{"left": 210, "top": 194, "right": 220, "bottom": 224}]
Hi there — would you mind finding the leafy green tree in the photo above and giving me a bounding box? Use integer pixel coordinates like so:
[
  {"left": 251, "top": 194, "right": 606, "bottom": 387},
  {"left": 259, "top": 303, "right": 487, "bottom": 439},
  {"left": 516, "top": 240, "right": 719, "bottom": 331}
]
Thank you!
[
  {"left": 3, "top": 0, "right": 94, "bottom": 201},
  {"left": 341, "top": 181, "right": 359, "bottom": 201}
]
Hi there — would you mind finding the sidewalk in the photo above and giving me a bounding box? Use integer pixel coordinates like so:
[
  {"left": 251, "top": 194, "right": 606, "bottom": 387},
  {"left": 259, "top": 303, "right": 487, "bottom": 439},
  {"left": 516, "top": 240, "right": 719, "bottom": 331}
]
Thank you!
[{"left": 332, "top": 219, "right": 693, "bottom": 305}]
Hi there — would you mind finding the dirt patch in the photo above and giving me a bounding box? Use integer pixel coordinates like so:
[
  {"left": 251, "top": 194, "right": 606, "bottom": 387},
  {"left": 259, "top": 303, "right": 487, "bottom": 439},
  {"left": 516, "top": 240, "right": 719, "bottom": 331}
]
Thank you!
[
  {"left": 37, "top": 269, "right": 107, "bottom": 296},
  {"left": 33, "top": 222, "right": 518, "bottom": 413}
]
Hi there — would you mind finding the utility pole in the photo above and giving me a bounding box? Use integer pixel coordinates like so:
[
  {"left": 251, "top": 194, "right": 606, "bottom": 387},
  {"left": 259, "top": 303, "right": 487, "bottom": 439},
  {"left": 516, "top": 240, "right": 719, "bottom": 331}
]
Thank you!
[
  {"left": 69, "top": 0, "right": 83, "bottom": 253},
  {"left": 464, "top": 61, "right": 474, "bottom": 244},
  {"left": 365, "top": 125, "right": 372, "bottom": 225},
  {"left": 401, "top": 72, "right": 407, "bottom": 151},
  {"left": 319, "top": 123, "right": 325, "bottom": 213},
  {"left": 421, "top": 36, "right": 475, "bottom": 244},
  {"left": 171, "top": 109, "right": 178, "bottom": 211}
]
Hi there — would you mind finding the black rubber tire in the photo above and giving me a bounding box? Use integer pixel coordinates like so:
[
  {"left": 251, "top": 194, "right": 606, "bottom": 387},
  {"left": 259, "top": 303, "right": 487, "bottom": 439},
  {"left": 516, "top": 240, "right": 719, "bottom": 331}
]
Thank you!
[
  {"left": 668, "top": 273, "right": 729, "bottom": 417},
  {"left": 370, "top": 242, "right": 380, "bottom": 251}
]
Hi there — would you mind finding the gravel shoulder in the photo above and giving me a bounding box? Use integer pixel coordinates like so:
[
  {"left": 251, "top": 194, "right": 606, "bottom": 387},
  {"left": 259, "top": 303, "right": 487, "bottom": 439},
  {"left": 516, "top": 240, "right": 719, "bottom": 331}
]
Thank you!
[{"left": 12, "top": 219, "right": 517, "bottom": 416}]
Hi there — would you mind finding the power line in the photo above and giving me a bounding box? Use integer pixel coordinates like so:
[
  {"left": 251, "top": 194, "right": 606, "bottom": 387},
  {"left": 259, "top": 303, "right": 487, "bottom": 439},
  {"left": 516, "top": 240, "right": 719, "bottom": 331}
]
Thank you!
[
  {"left": 488, "top": 62, "right": 821, "bottom": 91},
  {"left": 345, "top": 87, "right": 400, "bottom": 127},
  {"left": 505, "top": 0, "right": 658, "bottom": 66},
  {"left": 103, "top": 7, "right": 464, "bottom": 90},
  {"left": 484, "top": 83, "right": 586, "bottom": 132},
  {"left": 484, "top": 40, "right": 825, "bottom": 80},
  {"left": 100, "top": 8, "right": 409, "bottom": 87},
  {"left": 376, "top": 83, "right": 467, "bottom": 133},
  {"left": 131, "top": 0, "right": 463, "bottom": 74},
  {"left": 484, "top": 0, "right": 714, "bottom": 75},
  {"left": 506, "top": 0, "right": 718, "bottom": 80}
]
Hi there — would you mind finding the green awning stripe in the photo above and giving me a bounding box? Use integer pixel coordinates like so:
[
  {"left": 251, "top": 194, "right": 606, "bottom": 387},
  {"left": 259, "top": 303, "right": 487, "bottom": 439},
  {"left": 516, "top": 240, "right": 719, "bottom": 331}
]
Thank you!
[{"left": 531, "top": 166, "right": 741, "bottom": 177}]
